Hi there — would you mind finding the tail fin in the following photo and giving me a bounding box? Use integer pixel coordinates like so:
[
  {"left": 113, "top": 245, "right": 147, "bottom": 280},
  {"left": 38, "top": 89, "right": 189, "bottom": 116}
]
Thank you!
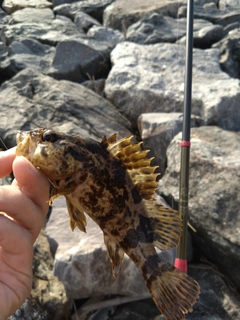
[{"left": 142, "top": 259, "right": 200, "bottom": 320}]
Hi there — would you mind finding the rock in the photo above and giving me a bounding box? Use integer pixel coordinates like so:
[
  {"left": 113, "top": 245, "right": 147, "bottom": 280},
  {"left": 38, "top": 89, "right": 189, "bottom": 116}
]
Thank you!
[
  {"left": 177, "top": 5, "right": 187, "bottom": 18},
  {"left": 46, "top": 197, "right": 175, "bottom": 300},
  {"left": 0, "top": 171, "right": 13, "bottom": 186},
  {"left": 54, "top": 0, "right": 114, "bottom": 22},
  {"left": 159, "top": 126, "right": 240, "bottom": 290},
  {"left": 178, "top": 24, "right": 224, "bottom": 49},
  {"left": 126, "top": 13, "right": 214, "bottom": 45},
  {"left": 8, "top": 297, "right": 49, "bottom": 320},
  {"left": 47, "top": 38, "right": 111, "bottom": 83},
  {"left": 52, "top": 0, "right": 77, "bottom": 7},
  {"left": 74, "top": 11, "right": 101, "bottom": 33},
  {"left": 87, "top": 25, "right": 124, "bottom": 47},
  {"left": 138, "top": 112, "right": 204, "bottom": 175},
  {"left": 2, "top": 0, "right": 52, "bottom": 14},
  {"left": 223, "top": 21, "right": 240, "bottom": 36},
  {"left": 178, "top": 5, "right": 240, "bottom": 27},
  {"left": 81, "top": 78, "right": 105, "bottom": 97},
  {"left": 31, "top": 230, "right": 71, "bottom": 319},
  {"left": 126, "top": 13, "right": 185, "bottom": 44},
  {"left": 194, "top": 0, "right": 219, "bottom": 6},
  {"left": 103, "top": 0, "right": 186, "bottom": 31},
  {"left": 203, "top": 2, "right": 218, "bottom": 9},
  {"left": 0, "top": 38, "right": 55, "bottom": 82},
  {"left": 219, "top": 0, "right": 240, "bottom": 9},
  {"left": 0, "top": 68, "right": 132, "bottom": 147},
  {"left": 0, "top": 8, "right": 7, "bottom": 29},
  {"left": 8, "top": 7, "right": 54, "bottom": 24},
  {"left": 213, "top": 29, "right": 240, "bottom": 79},
  {"left": 187, "top": 264, "right": 240, "bottom": 320},
  {"left": 1, "top": 17, "right": 81, "bottom": 46},
  {"left": 105, "top": 41, "right": 240, "bottom": 131}
]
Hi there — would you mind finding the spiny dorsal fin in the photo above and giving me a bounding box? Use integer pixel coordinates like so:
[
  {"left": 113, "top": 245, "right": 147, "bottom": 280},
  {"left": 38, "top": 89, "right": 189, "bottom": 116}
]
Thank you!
[{"left": 102, "top": 133, "right": 159, "bottom": 200}]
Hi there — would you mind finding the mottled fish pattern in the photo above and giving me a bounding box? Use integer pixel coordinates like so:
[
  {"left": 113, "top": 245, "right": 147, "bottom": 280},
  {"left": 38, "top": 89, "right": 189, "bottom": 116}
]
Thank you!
[{"left": 16, "top": 128, "right": 200, "bottom": 320}]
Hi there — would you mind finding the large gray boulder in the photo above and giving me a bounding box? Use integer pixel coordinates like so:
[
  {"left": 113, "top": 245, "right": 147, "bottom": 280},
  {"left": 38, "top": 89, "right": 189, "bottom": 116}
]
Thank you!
[
  {"left": 159, "top": 126, "right": 240, "bottom": 290},
  {"left": 47, "top": 38, "right": 111, "bottom": 83},
  {"left": 219, "top": 0, "right": 240, "bottom": 9},
  {"left": 0, "top": 68, "right": 132, "bottom": 147},
  {"left": 54, "top": 0, "right": 114, "bottom": 22},
  {"left": 178, "top": 24, "right": 224, "bottom": 49},
  {"left": 105, "top": 42, "right": 240, "bottom": 131},
  {"left": 0, "top": 38, "right": 55, "bottom": 82},
  {"left": 126, "top": 13, "right": 214, "bottom": 45},
  {"left": 7, "top": 7, "right": 54, "bottom": 24},
  {"left": 1, "top": 17, "right": 81, "bottom": 46},
  {"left": 2, "top": 0, "right": 52, "bottom": 14},
  {"left": 103, "top": 0, "right": 187, "bottom": 31},
  {"left": 74, "top": 11, "right": 101, "bottom": 33},
  {"left": 186, "top": 263, "right": 240, "bottom": 320},
  {"left": 178, "top": 5, "right": 240, "bottom": 27},
  {"left": 87, "top": 25, "right": 124, "bottom": 47},
  {"left": 213, "top": 29, "right": 240, "bottom": 79}
]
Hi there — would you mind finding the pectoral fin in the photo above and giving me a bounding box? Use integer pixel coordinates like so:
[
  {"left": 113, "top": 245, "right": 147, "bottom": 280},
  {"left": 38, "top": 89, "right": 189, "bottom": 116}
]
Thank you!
[
  {"left": 48, "top": 182, "right": 76, "bottom": 205},
  {"left": 66, "top": 198, "right": 87, "bottom": 233},
  {"left": 48, "top": 185, "right": 60, "bottom": 205},
  {"left": 104, "top": 234, "right": 124, "bottom": 277}
]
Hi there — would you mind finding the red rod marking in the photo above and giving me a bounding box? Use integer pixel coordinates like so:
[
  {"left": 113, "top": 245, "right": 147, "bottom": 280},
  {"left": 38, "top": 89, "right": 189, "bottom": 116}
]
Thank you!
[
  {"left": 174, "top": 258, "right": 188, "bottom": 273},
  {"left": 180, "top": 141, "right": 191, "bottom": 147}
]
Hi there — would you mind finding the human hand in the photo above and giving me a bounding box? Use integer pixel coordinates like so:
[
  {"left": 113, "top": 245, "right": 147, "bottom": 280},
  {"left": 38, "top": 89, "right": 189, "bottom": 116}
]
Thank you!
[{"left": 0, "top": 148, "right": 49, "bottom": 319}]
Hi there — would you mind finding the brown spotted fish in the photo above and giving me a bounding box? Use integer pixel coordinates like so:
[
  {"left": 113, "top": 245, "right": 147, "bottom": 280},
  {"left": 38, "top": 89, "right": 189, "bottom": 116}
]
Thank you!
[{"left": 16, "top": 128, "right": 200, "bottom": 320}]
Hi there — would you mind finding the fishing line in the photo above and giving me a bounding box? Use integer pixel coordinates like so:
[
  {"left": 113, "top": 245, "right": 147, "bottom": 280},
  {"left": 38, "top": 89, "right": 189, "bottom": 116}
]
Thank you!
[{"left": 0, "top": 137, "right": 8, "bottom": 150}]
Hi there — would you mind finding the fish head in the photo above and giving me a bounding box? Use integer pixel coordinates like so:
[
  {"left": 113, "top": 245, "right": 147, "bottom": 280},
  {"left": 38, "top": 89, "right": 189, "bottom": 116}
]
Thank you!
[{"left": 16, "top": 128, "right": 90, "bottom": 180}]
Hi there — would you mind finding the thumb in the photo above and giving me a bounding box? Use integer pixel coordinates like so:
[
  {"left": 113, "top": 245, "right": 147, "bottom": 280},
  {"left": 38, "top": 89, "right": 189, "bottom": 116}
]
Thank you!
[{"left": 12, "top": 156, "right": 50, "bottom": 214}]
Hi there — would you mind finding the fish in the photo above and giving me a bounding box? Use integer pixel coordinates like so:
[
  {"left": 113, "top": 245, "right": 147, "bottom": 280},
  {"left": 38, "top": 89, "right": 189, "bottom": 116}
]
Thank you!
[{"left": 16, "top": 128, "right": 200, "bottom": 320}]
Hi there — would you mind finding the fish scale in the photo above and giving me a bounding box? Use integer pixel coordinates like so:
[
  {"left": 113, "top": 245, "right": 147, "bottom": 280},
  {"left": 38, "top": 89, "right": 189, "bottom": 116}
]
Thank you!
[{"left": 16, "top": 128, "right": 200, "bottom": 320}]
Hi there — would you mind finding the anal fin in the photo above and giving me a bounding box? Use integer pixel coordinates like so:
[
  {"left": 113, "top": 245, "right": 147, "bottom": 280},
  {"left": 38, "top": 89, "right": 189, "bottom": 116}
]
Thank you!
[
  {"left": 66, "top": 198, "right": 87, "bottom": 233},
  {"left": 104, "top": 234, "right": 124, "bottom": 277},
  {"left": 142, "top": 200, "right": 182, "bottom": 251}
]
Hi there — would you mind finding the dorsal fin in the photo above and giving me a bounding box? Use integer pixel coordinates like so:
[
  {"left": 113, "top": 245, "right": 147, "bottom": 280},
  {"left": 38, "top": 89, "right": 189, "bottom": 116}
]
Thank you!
[{"left": 101, "top": 133, "right": 159, "bottom": 200}]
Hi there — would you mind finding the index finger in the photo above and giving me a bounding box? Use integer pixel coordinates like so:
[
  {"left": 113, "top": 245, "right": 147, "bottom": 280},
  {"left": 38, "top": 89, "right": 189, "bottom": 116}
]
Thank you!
[{"left": 0, "top": 147, "right": 16, "bottom": 178}]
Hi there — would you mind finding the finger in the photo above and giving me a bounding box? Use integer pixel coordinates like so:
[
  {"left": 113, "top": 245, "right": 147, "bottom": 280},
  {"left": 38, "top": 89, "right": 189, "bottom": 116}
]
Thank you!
[
  {"left": 0, "top": 147, "right": 16, "bottom": 178},
  {"left": 0, "top": 185, "right": 45, "bottom": 242},
  {"left": 12, "top": 156, "right": 50, "bottom": 214},
  {"left": 0, "top": 214, "right": 32, "bottom": 258},
  {"left": 0, "top": 215, "right": 33, "bottom": 319}
]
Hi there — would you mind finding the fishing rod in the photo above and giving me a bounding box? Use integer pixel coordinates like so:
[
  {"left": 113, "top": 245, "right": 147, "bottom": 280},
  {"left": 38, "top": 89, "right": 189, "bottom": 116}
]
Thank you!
[{"left": 174, "top": 0, "right": 194, "bottom": 273}]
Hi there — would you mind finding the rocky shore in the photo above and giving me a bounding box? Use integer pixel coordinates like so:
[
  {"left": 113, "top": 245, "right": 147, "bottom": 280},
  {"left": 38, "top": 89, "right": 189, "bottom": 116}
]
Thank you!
[{"left": 0, "top": 0, "right": 240, "bottom": 319}]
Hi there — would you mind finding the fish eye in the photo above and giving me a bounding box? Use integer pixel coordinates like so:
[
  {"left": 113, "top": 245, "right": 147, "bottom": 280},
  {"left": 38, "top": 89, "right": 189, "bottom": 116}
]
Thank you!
[{"left": 42, "top": 131, "right": 58, "bottom": 142}]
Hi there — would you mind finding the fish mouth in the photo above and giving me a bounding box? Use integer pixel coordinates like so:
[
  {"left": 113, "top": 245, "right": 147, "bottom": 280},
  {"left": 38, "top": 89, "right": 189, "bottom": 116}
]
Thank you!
[
  {"left": 16, "top": 130, "right": 28, "bottom": 144},
  {"left": 16, "top": 131, "right": 31, "bottom": 158},
  {"left": 16, "top": 129, "right": 45, "bottom": 159},
  {"left": 16, "top": 129, "right": 47, "bottom": 146}
]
